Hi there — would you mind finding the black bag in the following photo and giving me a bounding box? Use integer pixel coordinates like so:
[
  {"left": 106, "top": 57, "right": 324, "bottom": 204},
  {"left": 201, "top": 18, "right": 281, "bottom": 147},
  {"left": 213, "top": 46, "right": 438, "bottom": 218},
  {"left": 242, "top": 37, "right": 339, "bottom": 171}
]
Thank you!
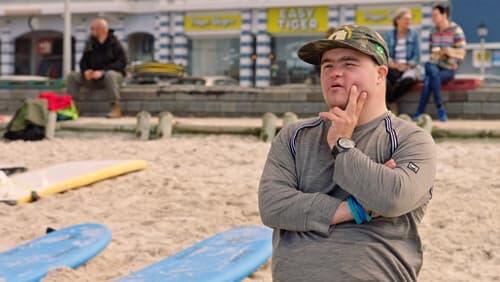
[
  {"left": 3, "top": 99, "right": 48, "bottom": 141},
  {"left": 3, "top": 123, "right": 45, "bottom": 141}
]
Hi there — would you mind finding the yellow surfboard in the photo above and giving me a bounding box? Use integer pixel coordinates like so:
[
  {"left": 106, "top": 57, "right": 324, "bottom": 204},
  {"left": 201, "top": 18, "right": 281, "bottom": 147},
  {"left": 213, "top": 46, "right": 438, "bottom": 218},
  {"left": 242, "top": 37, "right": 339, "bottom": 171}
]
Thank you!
[
  {"left": 0, "top": 160, "right": 147, "bottom": 205},
  {"left": 131, "top": 62, "right": 185, "bottom": 76}
]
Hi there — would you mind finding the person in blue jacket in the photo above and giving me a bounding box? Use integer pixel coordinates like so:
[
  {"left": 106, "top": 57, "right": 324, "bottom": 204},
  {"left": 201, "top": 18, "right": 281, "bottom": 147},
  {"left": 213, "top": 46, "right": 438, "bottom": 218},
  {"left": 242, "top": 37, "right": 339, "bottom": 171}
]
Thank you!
[{"left": 384, "top": 8, "right": 421, "bottom": 111}]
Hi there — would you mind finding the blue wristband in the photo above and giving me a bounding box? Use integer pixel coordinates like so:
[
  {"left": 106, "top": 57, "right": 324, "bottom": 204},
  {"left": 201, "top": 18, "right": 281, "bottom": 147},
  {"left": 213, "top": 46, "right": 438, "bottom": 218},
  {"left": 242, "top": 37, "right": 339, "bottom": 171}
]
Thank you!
[
  {"left": 352, "top": 197, "right": 366, "bottom": 222},
  {"left": 348, "top": 196, "right": 372, "bottom": 224},
  {"left": 354, "top": 197, "right": 372, "bottom": 223},
  {"left": 347, "top": 196, "right": 363, "bottom": 224}
]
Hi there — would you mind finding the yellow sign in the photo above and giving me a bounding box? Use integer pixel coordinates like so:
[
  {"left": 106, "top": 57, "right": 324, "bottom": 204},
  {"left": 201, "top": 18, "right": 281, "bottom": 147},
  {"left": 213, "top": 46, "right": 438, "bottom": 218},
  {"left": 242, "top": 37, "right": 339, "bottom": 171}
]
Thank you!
[
  {"left": 184, "top": 12, "right": 241, "bottom": 32},
  {"left": 473, "top": 49, "right": 492, "bottom": 68},
  {"left": 356, "top": 6, "right": 422, "bottom": 26},
  {"left": 267, "top": 6, "right": 328, "bottom": 34}
]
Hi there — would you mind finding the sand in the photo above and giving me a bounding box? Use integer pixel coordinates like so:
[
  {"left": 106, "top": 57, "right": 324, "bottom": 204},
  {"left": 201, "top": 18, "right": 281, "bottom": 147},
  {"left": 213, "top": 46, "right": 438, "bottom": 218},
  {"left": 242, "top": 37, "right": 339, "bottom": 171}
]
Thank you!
[{"left": 0, "top": 135, "right": 498, "bottom": 281}]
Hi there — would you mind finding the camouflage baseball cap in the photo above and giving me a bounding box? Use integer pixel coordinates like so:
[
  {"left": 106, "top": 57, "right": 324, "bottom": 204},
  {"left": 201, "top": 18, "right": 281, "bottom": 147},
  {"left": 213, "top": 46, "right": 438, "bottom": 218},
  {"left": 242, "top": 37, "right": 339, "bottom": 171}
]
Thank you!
[{"left": 298, "top": 25, "right": 389, "bottom": 66}]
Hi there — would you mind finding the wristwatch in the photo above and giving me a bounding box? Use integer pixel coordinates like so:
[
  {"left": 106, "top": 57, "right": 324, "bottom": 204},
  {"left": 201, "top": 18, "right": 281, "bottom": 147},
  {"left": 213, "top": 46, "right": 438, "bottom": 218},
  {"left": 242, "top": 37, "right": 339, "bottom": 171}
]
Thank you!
[{"left": 331, "top": 137, "right": 356, "bottom": 159}]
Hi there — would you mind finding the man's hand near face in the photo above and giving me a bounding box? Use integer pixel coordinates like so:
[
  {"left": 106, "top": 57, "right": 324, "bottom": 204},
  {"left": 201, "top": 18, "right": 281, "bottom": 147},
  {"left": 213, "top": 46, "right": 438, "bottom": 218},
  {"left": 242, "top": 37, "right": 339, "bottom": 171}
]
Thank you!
[
  {"left": 84, "top": 70, "right": 94, "bottom": 80},
  {"left": 319, "top": 85, "right": 367, "bottom": 150}
]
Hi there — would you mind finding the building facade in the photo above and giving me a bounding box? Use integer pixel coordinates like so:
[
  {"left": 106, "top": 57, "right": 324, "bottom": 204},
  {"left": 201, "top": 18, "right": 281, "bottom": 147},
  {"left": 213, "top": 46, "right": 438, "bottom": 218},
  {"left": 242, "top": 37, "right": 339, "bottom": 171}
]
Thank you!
[{"left": 1, "top": 0, "right": 497, "bottom": 87}]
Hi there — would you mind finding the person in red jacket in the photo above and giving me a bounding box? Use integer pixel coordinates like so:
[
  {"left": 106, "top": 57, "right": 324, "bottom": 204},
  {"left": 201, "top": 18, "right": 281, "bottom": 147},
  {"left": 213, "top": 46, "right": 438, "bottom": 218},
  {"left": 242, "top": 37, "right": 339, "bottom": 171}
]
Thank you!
[{"left": 66, "top": 18, "right": 127, "bottom": 118}]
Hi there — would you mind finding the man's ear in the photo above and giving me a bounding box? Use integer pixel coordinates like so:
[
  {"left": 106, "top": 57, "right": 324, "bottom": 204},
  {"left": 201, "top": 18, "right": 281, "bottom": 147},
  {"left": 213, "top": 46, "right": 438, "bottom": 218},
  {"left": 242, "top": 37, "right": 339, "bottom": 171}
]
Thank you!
[{"left": 377, "top": 65, "right": 388, "bottom": 83}]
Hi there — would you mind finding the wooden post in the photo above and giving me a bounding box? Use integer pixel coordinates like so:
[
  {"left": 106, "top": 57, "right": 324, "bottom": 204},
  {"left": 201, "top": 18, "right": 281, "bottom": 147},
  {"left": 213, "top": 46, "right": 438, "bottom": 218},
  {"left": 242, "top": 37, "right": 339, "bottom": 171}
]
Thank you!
[
  {"left": 45, "top": 111, "right": 57, "bottom": 140},
  {"left": 282, "top": 112, "right": 298, "bottom": 128},
  {"left": 157, "top": 112, "right": 173, "bottom": 139},
  {"left": 260, "top": 112, "right": 277, "bottom": 142},
  {"left": 136, "top": 111, "right": 151, "bottom": 140}
]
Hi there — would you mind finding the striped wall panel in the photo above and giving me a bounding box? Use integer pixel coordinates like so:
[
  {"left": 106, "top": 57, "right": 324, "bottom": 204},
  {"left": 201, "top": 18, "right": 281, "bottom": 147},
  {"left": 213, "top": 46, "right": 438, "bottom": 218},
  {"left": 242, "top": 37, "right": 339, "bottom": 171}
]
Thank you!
[
  {"left": 74, "top": 24, "right": 87, "bottom": 71},
  {"left": 154, "top": 12, "right": 171, "bottom": 62},
  {"left": 328, "top": 6, "right": 340, "bottom": 29},
  {"left": 420, "top": 3, "right": 433, "bottom": 63},
  {"left": 0, "top": 28, "right": 14, "bottom": 75},
  {"left": 340, "top": 5, "right": 356, "bottom": 25},
  {"left": 113, "top": 17, "right": 127, "bottom": 53},
  {"left": 255, "top": 9, "right": 270, "bottom": 87},
  {"left": 239, "top": 10, "right": 254, "bottom": 87},
  {"left": 172, "top": 12, "right": 188, "bottom": 66}
]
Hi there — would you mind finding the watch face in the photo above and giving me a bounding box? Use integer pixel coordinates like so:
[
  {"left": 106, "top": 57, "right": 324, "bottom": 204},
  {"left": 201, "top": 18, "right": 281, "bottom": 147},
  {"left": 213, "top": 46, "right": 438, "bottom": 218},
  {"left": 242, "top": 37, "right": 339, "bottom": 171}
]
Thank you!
[{"left": 338, "top": 138, "right": 355, "bottom": 149}]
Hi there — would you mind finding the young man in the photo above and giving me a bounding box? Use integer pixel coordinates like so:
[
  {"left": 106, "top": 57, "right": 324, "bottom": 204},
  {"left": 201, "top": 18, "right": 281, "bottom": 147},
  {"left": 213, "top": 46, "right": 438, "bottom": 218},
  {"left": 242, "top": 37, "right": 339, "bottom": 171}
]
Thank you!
[
  {"left": 413, "top": 4, "right": 466, "bottom": 121},
  {"left": 66, "top": 18, "right": 127, "bottom": 118},
  {"left": 259, "top": 25, "right": 437, "bottom": 281}
]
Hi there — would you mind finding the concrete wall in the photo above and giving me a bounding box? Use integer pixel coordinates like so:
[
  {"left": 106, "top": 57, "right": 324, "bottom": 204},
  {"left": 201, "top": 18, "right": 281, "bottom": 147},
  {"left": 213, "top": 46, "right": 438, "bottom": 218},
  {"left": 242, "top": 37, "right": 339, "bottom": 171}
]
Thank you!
[
  {"left": 72, "top": 85, "right": 328, "bottom": 117},
  {"left": 397, "top": 87, "right": 500, "bottom": 119},
  {"left": 2, "top": 85, "right": 498, "bottom": 119}
]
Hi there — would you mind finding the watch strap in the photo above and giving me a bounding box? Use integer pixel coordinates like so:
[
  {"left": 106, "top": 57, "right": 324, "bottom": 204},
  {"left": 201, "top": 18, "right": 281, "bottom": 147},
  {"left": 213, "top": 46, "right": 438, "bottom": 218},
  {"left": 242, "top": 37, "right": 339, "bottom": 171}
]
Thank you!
[{"left": 331, "top": 145, "right": 340, "bottom": 159}]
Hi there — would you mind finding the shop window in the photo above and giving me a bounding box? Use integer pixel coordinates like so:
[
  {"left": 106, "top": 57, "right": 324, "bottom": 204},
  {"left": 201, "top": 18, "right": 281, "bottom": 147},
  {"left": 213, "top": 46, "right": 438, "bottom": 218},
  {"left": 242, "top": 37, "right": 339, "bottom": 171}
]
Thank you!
[
  {"left": 270, "top": 36, "right": 318, "bottom": 85},
  {"left": 127, "top": 32, "right": 154, "bottom": 63},
  {"left": 188, "top": 37, "right": 240, "bottom": 80},
  {"left": 14, "top": 30, "right": 75, "bottom": 78}
]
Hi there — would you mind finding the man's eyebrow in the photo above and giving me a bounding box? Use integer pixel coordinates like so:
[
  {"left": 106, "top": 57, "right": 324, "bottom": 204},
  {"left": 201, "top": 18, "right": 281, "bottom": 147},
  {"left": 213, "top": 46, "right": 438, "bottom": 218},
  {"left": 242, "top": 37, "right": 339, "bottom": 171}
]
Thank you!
[{"left": 321, "top": 55, "right": 360, "bottom": 65}]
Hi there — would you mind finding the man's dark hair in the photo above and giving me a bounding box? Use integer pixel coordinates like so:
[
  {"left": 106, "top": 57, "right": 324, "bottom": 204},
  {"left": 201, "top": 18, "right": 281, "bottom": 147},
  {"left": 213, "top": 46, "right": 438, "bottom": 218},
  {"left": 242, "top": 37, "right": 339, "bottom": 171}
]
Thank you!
[{"left": 433, "top": 4, "right": 450, "bottom": 18}]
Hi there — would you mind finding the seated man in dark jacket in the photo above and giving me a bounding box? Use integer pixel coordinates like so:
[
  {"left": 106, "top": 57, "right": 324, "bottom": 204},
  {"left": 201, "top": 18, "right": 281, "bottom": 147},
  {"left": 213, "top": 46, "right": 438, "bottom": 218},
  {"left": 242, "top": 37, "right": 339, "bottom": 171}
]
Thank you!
[{"left": 67, "top": 18, "right": 127, "bottom": 118}]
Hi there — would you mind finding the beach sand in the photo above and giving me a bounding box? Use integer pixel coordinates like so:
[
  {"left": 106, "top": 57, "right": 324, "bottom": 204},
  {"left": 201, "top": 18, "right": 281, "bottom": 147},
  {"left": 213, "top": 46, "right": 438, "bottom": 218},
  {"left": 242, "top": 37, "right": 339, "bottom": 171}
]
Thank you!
[{"left": 0, "top": 135, "right": 498, "bottom": 281}]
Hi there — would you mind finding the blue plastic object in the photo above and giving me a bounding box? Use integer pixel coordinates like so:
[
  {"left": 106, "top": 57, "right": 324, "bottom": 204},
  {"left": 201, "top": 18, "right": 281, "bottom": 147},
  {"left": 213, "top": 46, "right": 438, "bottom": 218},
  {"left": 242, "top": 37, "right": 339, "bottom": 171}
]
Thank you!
[
  {"left": 119, "top": 225, "right": 273, "bottom": 282},
  {"left": 0, "top": 223, "right": 112, "bottom": 282}
]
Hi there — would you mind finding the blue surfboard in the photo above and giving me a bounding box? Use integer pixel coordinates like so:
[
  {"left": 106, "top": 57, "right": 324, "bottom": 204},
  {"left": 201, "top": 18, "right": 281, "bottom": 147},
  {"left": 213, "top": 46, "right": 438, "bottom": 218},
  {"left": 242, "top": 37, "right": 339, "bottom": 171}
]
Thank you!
[
  {"left": 119, "top": 225, "right": 272, "bottom": 282},
  {"left": 0, "top": 223, "right": 111, "bottom": 282}
]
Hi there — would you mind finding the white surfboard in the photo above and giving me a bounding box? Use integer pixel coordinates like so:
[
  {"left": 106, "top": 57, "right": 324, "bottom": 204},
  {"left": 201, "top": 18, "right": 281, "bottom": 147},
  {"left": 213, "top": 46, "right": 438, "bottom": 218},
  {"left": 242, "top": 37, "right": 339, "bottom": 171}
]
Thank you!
[{"left": 0, "top": 160, "right": 147, "bottom": 205}]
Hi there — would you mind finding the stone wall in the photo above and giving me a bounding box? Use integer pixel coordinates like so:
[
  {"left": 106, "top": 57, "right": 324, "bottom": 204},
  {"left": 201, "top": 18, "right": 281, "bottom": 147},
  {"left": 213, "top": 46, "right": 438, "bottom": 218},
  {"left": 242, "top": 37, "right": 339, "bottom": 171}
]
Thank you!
[
  {"left": 1, "top": 85, "right": 500, "bottom": 119},
  {"left": 73, "top": 85, "right": 328, "bottom": 117},
  {"left": 0, "top": 89, "right": 39, "bottom": 114},
  {"left": 397, "top": 87, "right": 500, "bottom": 119}
]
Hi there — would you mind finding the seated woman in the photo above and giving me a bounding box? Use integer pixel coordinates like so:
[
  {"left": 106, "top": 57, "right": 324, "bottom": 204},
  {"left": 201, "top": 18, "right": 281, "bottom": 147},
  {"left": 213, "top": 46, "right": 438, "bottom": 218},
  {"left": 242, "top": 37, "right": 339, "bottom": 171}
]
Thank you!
[{"left": 384, "top": 8, "right": 421, "bottom": 114}]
